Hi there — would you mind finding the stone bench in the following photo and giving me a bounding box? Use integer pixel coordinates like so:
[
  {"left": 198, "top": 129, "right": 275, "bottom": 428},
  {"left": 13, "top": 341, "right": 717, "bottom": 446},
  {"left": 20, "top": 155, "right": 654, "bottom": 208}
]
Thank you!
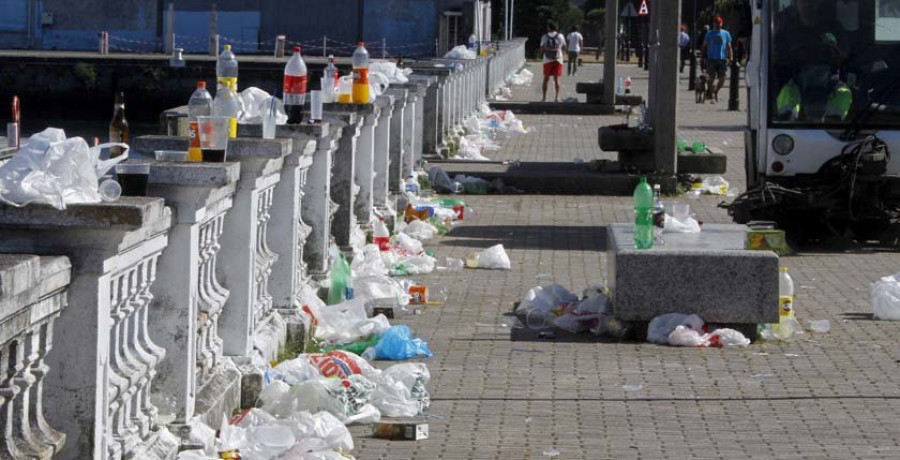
[
  {"left": 607, "top": 223, "right": 779, "bottom": 336},
  {"left": 599, "top": 125, "right": 727, "bottom": 174}
]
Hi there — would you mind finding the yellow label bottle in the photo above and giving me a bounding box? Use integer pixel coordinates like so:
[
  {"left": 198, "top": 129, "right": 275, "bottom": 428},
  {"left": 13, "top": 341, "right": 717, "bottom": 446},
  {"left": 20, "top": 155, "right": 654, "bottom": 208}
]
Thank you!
[{"left": 352, "top": 68, "right": 370, "bottom": 104}]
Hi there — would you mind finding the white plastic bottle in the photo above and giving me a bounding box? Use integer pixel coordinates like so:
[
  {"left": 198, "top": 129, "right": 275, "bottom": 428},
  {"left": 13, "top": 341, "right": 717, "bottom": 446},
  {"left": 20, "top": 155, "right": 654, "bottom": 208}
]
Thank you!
[
  {"left": 779, "top": 267, "right": 794, "bottom": 318},
  {"left": 187, "top": 81, "right": 212, "bottom": 161},
  {"left": 212, "top": 83, "right": 240, "bottom": 138},
  {"left": 374, "top": 219, "right": 390, "bottom": 251},
  {"left": 216, "top": 44, "right": 239, "bottom": 91},
  {"left": 283, "top": 45, "right": 308, "bottom": 124},
  {"left": 652, "top": 184, "right": 665, "bottom": 246}
]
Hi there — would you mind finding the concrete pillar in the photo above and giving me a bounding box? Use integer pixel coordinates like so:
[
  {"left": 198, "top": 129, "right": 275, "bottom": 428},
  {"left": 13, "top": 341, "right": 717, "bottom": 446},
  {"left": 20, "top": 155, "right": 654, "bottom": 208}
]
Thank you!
[
  {"left": 409, "top": 74, "right": 439, "bottom": 158},
  {"left": 320, "top": 107, "right": 365, "bottom": 252},
  {"left": 0, "top": 255, "right": 69, "bottom": 459},
  {"left": 650, "top": 0, "right": 680, "bottom": 174},
  {"left": 303, "top": 130, "right": 340, "bottom": 281},
  {"left": 355, "top": 111, "right": 378, "bottom": 230},
  {"left": 603, "top": 0, "right": 619, "bottom": 105},
  {"left": 216, "top": 139, "right": 291, "bottom": 360},
  {"left": 141, "top": 159, "right": 242, "bottom": 428},
  {"left": 373, "top": 94, "right": 396, "bottom": 210},
  {"left": 386, "top": 88, "right": 409, "bottom": 194},
  {"left": 0, "top": 199, "right": 178, "bottom": 460}
]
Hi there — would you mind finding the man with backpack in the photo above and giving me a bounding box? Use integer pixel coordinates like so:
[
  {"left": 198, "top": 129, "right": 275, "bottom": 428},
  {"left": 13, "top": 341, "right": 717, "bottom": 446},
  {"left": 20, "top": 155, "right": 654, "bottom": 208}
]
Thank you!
[{"left": 541, "top": 21, "right": 567, "bottom": 102}]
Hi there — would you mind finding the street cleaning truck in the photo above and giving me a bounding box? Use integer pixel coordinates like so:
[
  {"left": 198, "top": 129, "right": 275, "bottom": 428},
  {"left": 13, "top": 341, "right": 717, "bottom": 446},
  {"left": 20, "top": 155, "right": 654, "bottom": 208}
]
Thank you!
[{"left": 729, "top": 0, "right": 900, "bottom": 240}]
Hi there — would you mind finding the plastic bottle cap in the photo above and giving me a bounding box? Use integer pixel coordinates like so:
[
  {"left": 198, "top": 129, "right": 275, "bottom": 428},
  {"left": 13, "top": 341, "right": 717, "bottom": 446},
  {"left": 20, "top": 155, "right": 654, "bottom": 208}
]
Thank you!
[
  {"left": 780, "top": 267, "right": 788, "bottom": 272},
  {"left": 223, "top": 45, "right": 231, "bottom": 51},
  {"left": 294, "top": 45, "right": 301, "bottom": 53},
  {"left": 197, "top": 81, "right": 206, "bottom": 89},
  {"left": 358, "top": 42, "right": 365, "bottom": 47}
]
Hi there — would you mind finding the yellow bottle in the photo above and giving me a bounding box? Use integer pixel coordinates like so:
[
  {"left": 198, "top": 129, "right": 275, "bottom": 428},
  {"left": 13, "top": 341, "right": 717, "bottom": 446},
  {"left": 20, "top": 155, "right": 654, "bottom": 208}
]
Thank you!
[
  {"left": 351, "top": 42, "right": 370, "bottom": 104},
  {"left": 779, "top": 266, "right": 794, "bottom": 319}
]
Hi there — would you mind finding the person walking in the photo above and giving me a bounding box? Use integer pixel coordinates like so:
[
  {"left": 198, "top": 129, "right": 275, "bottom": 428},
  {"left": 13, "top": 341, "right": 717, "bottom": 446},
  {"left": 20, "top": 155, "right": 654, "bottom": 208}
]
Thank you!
[
  {"left": 541, "top": 21, "right": 567, "bottom": 102},
  {"left": 678, "top": 24, "right": 691, "bottom": 73},
  {"left": 566, "top": 26, "right": 584, "bottom": 76},
  {"left": 701, "top": 17, "right": 733, "bottom": 103}
]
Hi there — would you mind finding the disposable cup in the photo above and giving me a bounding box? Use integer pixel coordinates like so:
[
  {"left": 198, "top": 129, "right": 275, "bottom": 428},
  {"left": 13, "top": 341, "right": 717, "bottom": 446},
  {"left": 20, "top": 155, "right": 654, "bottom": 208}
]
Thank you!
[
  {"left": 197, "top": 116, "right": 230, "bottom": 162},
  {"left": 311, "top": 90, "right": 323, "bottom": 122}
]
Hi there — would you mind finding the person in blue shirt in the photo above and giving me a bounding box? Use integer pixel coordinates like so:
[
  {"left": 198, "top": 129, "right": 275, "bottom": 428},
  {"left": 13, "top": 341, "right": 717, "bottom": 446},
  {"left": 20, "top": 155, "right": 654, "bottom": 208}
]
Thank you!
[
  {"left": 701, "top": 16, "right": 733, "bottom": 103},
  {"left": 679, "top": 25, "right": 691, "bottom": 73}
]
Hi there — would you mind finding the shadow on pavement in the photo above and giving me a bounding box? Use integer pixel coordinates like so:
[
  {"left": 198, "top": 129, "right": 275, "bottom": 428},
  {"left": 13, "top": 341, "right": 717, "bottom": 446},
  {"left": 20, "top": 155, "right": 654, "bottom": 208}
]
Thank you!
[{"left": 441, "top": 225, "right": 608, "bottom": 252}]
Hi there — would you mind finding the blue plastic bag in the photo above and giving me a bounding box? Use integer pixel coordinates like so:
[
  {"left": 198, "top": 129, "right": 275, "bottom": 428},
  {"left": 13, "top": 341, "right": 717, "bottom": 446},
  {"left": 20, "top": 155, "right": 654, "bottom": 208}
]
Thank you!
[{"left": 374, "top": 325, "right": 433, "bottom": 360}]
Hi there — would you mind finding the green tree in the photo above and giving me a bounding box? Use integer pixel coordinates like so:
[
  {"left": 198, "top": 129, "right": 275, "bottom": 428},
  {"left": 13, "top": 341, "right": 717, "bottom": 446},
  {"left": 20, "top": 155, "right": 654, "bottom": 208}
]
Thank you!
[{"left": 514, "top": 0, "right": 585, "bottom": 57}]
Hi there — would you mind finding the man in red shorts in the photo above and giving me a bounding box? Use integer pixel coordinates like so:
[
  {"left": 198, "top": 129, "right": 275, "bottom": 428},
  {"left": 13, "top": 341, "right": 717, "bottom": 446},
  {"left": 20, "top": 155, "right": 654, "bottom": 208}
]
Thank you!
[{"left": 541, "top": 21, "right": 567, "bottom": 102}]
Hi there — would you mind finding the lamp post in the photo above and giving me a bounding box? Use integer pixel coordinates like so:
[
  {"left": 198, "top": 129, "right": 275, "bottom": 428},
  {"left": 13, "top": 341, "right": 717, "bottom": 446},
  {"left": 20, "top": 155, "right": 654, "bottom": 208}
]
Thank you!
[{"left": 688, "top": 0, "right": 697, "bottom": 90}]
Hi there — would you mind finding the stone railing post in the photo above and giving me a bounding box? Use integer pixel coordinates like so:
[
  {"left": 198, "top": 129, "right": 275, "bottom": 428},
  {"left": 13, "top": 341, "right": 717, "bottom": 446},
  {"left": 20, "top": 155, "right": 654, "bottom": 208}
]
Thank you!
[
  {"left": 218, "top": 138, "right": 291, "bottom": 361},
  {"left": 303, "top": 129, "right": 341, "bottom": 281},
  {"left": 0, "top": 199, "right": 177, "bottom": 460},
  {"left": 372, "top": 94, "right": 396, "bottom": 213},
  {"left": 384, "top": 88, "right": 409, "bottom": 198},
  {"left": 408, "top": 75, "right": 437, "bottom": 164},
  {"left": 409, "top": 65, "right": 454, "bottom": 156},
  {"left": 125, "top": 154, "right": 244, "bottom": 429},
  {"left": 318, "top": 105, "right": 370, "bottom": 253},
  {"left": 0, "top": 254, "right": 70, "bottom": 459},
  {"left": 354, "top": 110, "right": 379, "bottom": 232}
]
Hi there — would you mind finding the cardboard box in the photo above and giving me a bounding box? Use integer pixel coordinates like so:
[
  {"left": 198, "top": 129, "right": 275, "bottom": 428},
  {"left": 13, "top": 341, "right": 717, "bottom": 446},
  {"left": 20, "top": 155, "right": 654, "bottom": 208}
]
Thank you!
[
  {"left": 373, "top": 421, "right": 429, "bottom": 441},
  {"left": 745, "top": 228, "right": 789, "bottom": 255}
]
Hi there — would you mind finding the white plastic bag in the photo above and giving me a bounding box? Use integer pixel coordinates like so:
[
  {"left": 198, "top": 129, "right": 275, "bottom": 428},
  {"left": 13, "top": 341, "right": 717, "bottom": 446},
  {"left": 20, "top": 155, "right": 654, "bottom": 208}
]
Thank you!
[
  {"left": 402, "top": 220, "right": 438, "bottom": 240},
  {"left": 291, "top": 411, "right": 354, "bottom": 452},
  {"left": 0, "top": 128, "right": 129, "bottom": 209},
  {"left": 476, "top": 244, "right": 511, "bottom": 270},
  {"left": 664, "top": 215, "right": 702, "bottom": 233},
  {"left": 371, "top": 363, "right": 431, "bottom": 417},
  {"left": 707, "top": 328, "right": 751, "bottom": 347},
  {"left": 351, "top": 244, "right": 389, "bottom": 277},
  {"left": 354, "top": 275, "right": 410, "bottom": 308},
  {"left": 392, "top": 232, "right": 423, "bottom": 255},
  {"left": 309, "top": 299, "right": 372, "bottom": 344},
  {"left": 390, "top": 254, "right": 435, "bottom": 276},
  {"left": 370, "top": 60, "right": 411, "bottom": 84},
  {"left": 239, "top": 87, "right": 288, "bottom": 124},
  {"left": 444, "top": 45, "right": 477, "bottom": 59},
  {"left": 647, "top": 313, "right": 704, "bottom": 344},
  {"left": 668, "top": 325, "right": 708, "bottom": 347},
  {"left": 872, "top": 273, "right": 900, "bottom": 320},
  {"left": 519, "top": 284, "right": 579, "bottom": 313}
]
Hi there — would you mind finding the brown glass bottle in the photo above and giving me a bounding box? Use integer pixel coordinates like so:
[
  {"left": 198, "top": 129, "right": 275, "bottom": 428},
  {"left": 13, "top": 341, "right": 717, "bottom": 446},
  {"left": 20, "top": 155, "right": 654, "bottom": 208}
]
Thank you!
[{"left": 108, "top": 91, "right": 129, "bottom": 157}]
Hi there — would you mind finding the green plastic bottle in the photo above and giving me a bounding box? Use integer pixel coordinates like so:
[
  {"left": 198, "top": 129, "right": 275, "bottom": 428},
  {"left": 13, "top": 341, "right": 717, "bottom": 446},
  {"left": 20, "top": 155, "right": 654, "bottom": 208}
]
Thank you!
[{"left": 633, "top": 176, "right": 654, "bottom": 249}]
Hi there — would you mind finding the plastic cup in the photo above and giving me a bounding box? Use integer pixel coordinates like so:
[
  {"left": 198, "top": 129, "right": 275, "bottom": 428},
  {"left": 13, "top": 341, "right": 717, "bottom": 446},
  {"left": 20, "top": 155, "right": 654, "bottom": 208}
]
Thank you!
[
  {"left": 672, "top": 203, "right": 691, "bottom": 220},
  {"left": 99, "top": 179, "right": 122, "bottom": 202},
  {"left": 321, "top": 77, "right": 335, "bottom": 103},
  {"left": 310, "top": 90, "right": 323, "bottom": 122},
  {"left": 116, "top": 163, "right": 151, "bottom": 197},
  {"left": 337, "top": 76, "right": 353, "bottom": 104},
  {"left": 197, "top": 116, "right": 230, "bottom": 162},
  {"left": 154, "top": 150, "right": 188, "bottom": 161}
]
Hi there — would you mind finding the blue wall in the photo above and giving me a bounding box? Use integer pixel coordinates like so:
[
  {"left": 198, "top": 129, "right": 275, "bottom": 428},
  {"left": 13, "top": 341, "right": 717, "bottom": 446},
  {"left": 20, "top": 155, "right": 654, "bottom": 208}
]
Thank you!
[{"left": 363, "top": 0, "right": 437, "bottom": 57}]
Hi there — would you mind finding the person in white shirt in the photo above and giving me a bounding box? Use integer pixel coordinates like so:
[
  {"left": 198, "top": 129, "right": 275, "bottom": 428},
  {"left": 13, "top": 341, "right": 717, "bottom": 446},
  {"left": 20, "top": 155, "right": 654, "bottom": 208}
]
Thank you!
[
  {"left": 541, "top": 21, "right": 567, "bottom": 102},
  {"left": 566, "top": 26, "right": 584, "bottom": 76}
]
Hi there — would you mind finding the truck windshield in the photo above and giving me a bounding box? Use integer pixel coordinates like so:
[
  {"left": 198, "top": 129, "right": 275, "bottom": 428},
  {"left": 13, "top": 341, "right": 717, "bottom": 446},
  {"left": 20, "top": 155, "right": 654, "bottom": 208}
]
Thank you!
[{"left": 769, "top": 0, "right": 900, "bottom": 128}]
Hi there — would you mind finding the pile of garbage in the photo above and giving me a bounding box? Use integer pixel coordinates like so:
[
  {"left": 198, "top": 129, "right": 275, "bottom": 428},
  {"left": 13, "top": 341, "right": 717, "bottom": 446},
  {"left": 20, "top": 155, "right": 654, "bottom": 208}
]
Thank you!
[
  {"left": 507, "top": 68, "right": 534, "bottom": 87},
  {"left": 514, "top": 284, "right": 626, "bottom": 336},
  {"left": 443, "top": 45, "right": 477, "bottom": 60},
  {"left": 453, "top": 104, "right": 529, "bottom": 161}
]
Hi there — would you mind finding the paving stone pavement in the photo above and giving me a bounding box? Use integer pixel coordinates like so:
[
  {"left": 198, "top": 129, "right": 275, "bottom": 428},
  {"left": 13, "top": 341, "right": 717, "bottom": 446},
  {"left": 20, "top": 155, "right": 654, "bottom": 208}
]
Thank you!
[{"left": 349, "top": 61, "right": 900, "bottom": 459}]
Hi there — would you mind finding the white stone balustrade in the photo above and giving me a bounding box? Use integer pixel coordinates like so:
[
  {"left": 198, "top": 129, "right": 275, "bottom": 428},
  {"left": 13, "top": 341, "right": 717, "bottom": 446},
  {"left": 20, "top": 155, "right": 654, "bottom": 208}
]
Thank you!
[
  {"left": 354, "top": 109, "right": 379, "bottom": 232},
  {"left": 318, "top": 106, "right": 367, "bottom": 253},
  {"left": 0, "top": 199, "right": 178, "bottom": 460},
  {"left": 216, "top": 138, "right": 292, "bottom": 362},
  {"left": 384, "top": 87, "right": 409, "bottom": 199},
  {"left": 373, "top": 94, "right": 397, "bottom": 213},
  {"left": 118, "top": 155, "right": 245, "bottom": 431},
  {"left": 0, "top": 254, "right": 70, "bottom": 459},
  {"left": 303, "top": 128, "right": 341, "bottom": 282},
  {"left": 408, "top": 75, "right": 438, "bottom": 163}
]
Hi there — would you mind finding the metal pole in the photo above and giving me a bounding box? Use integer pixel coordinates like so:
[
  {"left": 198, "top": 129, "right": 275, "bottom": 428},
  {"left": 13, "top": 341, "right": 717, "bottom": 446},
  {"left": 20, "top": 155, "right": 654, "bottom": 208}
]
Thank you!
[
  {"left": 689, "top": 0, "right": 697, "bottom": 90},
  {"left": 323, "top": 36, "right": 327, "bottom": 57},
  {"left": 643, "top": 16, "right": 649, "bottom": 71},
  {"left": 209, "top": 3, "right": 218, "bottom": 57},
  {"left": 382, "top": 37, "right": 386, "bottom": 58},
  {"left": 504, "top": 0, "right": 509, "bottom": 40},
  {"left": 728, "top": 58, "right": 740, "bottom": 111},
  {"left": 510, "top": 0, "right": 514, "bottom": 39}
]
